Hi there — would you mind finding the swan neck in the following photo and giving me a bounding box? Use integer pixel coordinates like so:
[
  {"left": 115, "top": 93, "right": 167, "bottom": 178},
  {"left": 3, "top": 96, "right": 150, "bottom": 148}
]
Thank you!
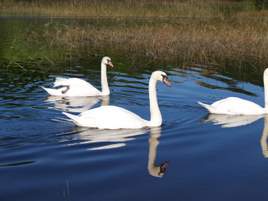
[
  {"left": 148, "top": 77, "right": 162, "bottom": 127},
  {"left": 264, "top": 73, "right": 268, "bottom": 111},
  {"left": 101, "top": 96, "right": 110, "bottom": 106},
  {"left": 101, "top": 63, "right": 110, "bottom": 96}
]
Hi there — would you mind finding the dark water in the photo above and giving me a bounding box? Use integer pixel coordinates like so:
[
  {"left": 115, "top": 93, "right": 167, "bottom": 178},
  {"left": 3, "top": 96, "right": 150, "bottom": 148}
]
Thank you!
[{"left": 1, "top": 17, "right": 268, "bottom": 201}]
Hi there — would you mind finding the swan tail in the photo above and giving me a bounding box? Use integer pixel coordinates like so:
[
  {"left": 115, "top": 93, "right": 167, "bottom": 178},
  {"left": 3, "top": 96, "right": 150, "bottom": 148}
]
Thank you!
[
  {"left": 198, "top": 101, "right": 216, "bottom": 113},
  {"left": 41, "top": 86, "right": 63, "bottom": 96},
  {"left": 53, "top": 77, "right": 69, "bottom": 87},
  {"left": 62, "top": 112, "right": 82, "bottom": 126}
]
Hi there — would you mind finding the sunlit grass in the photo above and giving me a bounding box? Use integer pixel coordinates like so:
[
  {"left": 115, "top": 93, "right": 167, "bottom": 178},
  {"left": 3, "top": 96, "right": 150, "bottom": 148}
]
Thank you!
[
  {"left": 37, "top": 17, "right": 268, "bottom": 69},
  {"left": 2, "top": 0, "right": 268, "bottom": 70},
  {"left": 0, "top": 0, "right": 258, "bottom": 18}
]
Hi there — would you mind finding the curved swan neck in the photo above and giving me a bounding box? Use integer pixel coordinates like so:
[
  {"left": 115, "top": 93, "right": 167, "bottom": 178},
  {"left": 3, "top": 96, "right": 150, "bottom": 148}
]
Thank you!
[
  {"left": 101, "top": 62, "right": 110, "bottom": 96},
  {"left": 148, "top": 77, "right": 162, "bottom": 127},
  {"left": 264, "top": 73, "right": 268, "bottom": 111}
]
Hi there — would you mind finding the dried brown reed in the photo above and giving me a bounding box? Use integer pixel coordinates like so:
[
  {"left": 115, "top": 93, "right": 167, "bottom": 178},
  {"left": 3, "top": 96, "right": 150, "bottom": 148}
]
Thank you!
[{"left": 40, "top": 17, "right": 268, "bottom": 69}]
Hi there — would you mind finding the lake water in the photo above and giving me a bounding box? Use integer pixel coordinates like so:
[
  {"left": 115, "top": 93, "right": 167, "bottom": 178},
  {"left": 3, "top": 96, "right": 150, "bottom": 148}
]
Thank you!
[{"left": 1, "top": 17, "right": 268, "bottom": 201}]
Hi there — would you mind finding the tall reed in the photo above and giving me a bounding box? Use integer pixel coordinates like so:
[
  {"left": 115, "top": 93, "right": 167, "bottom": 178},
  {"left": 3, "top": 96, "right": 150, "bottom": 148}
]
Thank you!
[
  {"left": 0, "top": 0, "right": 259, "bottom": 18},
  {"left": 37, "top": 17, "right": 268, "bottom": 70},
  {"left": 2, "top": 0, "right": 268, "bottom": 71}
]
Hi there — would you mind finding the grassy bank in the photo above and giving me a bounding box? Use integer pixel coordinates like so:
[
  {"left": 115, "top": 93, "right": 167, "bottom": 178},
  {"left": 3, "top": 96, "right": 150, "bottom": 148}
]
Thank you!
[
  {"left": 2, "top": 0, "right": 268, "bottom": 71},
  {"left": 37, "top": 17, "right": 268, "bottom": 70},
  {"left": 0, "top": 0, "right": 263, "bottom": 18}
]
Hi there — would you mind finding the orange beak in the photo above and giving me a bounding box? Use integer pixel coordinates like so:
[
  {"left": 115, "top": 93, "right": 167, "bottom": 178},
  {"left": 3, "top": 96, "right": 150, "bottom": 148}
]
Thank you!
[
  {"left": 107, "top": 61, "right": 114, "bottom": 68},
  {"left": 162, "top": 75, "right": 171, "bottom": 87}
]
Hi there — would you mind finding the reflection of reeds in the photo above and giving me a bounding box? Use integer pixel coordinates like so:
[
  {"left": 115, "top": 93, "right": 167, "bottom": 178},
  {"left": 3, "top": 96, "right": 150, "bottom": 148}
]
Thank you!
[{"left": 41, "top": 18, "right": 268, "bottom": 69}]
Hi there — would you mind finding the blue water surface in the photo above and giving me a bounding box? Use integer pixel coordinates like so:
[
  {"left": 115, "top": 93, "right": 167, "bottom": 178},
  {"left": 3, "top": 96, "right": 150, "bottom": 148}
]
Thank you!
[{"left": 1, "top": 17, "right": 268, "bottom": 201}]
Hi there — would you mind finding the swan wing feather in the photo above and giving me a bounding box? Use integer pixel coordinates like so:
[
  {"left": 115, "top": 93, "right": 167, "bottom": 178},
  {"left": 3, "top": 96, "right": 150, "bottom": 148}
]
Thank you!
[
  {"left": 53, "top": 77, "right": 69, "bottom": 87},
  {"left": 64, "top": 106, "right": 148, "bottom": 129},
  {"left": 201, "top": 97, "right": 264, "bottom": 115},
  {"left": 47, "top": 77, "right": 101, "bottom": 96}
]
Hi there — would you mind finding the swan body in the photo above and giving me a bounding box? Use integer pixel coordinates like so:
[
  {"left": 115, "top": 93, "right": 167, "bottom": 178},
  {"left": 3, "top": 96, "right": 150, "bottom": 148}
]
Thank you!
[
  {"left": 42, "top": 78, "right": 101, "bottom": 96},
  {"left": 198, "top": 97, "right": 265, "bottom": 115},
  {"left": 63, "top": 106, "right": 148, "bottom": 129},
  {"left": 198, "top": 68, "right": 268, "bottom": 115},
  {"left": 63, "top": 71, "right": 171, "bottom": 129},
  {"left": 42, "top": 56, "right": 113, "bottom": 97}
]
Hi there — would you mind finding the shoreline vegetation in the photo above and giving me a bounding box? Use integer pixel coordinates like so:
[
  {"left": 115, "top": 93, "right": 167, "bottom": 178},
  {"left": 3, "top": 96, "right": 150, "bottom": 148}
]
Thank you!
[
  {"left": 1, "top": 0, "right": 268, "bottom": 18},
  {"left": 1, "top": 0, "right": 268, "bottom": 71}
]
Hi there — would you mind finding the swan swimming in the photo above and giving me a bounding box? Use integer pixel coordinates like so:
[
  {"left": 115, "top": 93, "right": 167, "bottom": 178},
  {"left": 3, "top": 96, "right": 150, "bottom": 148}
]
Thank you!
[
  {"left": 62, "top": 70, "right": 171, "bottom": 129},
  {"left": 198, "top": 68, "right": 268, "bottom": 115},
  {"left": 42, "top": 56, "right": 113, "bottom": 97}
]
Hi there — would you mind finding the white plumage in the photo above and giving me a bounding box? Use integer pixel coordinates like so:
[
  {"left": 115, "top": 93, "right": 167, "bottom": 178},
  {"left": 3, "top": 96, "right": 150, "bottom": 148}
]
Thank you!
[
  {"left": 198, "top": 68, "right": 268, "bottom": 115},
  {"left": 62, "top": 71, "right": 171, "bottom": 129},
  {"left": 42, "top": 78, "right": 101, "bottom": 96},
  {"left": 42, "top": 56, "right": 113, "bottom": 97},
  {"left": 198, "top": 97, "right": 264, "bottom": 115},
  {"left": 63, "top": 106, "right": 148, "bottom": 129}
]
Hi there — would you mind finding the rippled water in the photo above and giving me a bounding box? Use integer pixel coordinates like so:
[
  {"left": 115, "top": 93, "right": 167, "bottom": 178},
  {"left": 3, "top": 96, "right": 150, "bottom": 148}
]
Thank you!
[{"left": 1, "top": 17, "right": 268, "bottom": 201}]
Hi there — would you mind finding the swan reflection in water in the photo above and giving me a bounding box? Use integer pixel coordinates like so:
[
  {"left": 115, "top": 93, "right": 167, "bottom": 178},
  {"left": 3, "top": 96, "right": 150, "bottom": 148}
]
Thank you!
[
  {"left": 203, "top": 114, "right": 268, "bottom": 158},
  {"left": 260, "top": 117, "right": 268, "bottom": 158},
  {"left": 75, "top": 126, "right": 168, "bottom": 177},
  {"left": 203, "top": 114, "right": 263, "bottom": 128},
  {"left": 147, "top": 127, "right": 168, "bottom": 178},
  {"left": 45, "top": 96, "right": 110, "bottom": 113}
]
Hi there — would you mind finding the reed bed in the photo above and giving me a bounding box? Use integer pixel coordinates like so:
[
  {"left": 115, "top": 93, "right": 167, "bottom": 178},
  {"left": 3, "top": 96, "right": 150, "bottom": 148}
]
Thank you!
[
  {"left": 2, "top": 0, "right": 268, "bottom": 70},
  {"left": 37, "top": 17, "right": 268, "bottom": 69},
  {"left": 0, "top": 0, "right": 259, "bottom": 18}
]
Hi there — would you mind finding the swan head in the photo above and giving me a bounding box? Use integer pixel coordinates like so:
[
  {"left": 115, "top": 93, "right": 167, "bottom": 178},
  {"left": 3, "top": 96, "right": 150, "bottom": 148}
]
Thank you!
[
  {"left": 152, "top": 71, "right": 171, "bottom": 86},
  {"left": 102, "top": 56, "right": 114, "bottom": 68}
]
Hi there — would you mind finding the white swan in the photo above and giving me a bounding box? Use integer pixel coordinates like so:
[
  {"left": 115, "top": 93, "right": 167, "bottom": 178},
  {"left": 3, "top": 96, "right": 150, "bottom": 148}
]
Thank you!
[
  {"left": 198, "top": 68, "right": 268, "bottom": 115},
  {"left": 62, "top": 71, "right": 171, "bottom": 129},
  {"left": 42, "top": 56, "right": 113, "bottom": 97}
]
